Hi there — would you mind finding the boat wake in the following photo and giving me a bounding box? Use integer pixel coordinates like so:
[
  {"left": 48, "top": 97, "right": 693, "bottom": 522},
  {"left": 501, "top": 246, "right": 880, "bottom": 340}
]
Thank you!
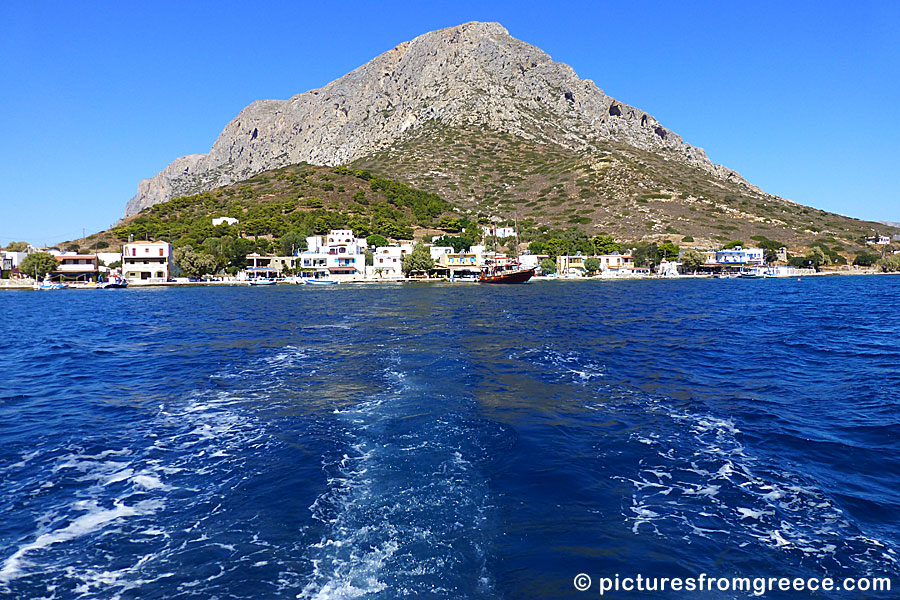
[{"left": 297, "top": 349, "right": 503, "bottom": 599}]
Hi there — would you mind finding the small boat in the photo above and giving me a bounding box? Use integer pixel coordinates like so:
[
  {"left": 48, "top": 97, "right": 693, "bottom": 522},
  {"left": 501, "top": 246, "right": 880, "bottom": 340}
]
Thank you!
[
  {"left": 248, "top": 278, "right": 278, "bottom": 286},
  {"left": 306, "top": 278, "right": 338, "bottom": 285},
  {"left": 33, "top": 275, "right": 68, "bottom": 290},
  {"left": 102, "top": 274, "right": 129, "bottom": 288}
]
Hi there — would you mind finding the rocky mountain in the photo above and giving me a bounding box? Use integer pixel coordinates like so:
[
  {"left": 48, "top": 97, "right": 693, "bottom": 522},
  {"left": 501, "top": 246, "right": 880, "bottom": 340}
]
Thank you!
[{"left": 126, "top": 21, "right": 754, "bottom": 217}]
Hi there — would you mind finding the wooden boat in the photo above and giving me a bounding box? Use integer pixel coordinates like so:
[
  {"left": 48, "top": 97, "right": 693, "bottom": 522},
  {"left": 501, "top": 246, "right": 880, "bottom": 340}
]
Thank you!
[
  {"left": 248, "top": 278, "right": 277, "bottom": 286},
  {"left": 477, "top": 219, "right": 534, "bottom": 284},
  {"left": 305, "top": 278, "right": 338, "bottom": 285},
  {"left": 478, "top": 267, "right": 535, "bottom": 284}
]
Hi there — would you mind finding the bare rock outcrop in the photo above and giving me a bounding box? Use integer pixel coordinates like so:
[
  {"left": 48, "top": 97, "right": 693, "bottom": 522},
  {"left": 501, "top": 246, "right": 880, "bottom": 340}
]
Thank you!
[{"left": 126, "top": 21, "right": 753, "bottom": 216}]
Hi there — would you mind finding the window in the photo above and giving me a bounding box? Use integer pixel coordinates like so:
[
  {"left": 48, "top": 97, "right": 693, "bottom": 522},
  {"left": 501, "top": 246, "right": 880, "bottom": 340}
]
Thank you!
[{"left": 159, "top": 249, "right": 163, "bottom": 256}]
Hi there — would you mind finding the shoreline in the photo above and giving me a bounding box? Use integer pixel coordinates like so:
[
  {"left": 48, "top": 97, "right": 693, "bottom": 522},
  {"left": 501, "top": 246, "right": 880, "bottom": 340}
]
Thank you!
[{"left": 2, "top": 268, "right": 895, "bottom": 290}]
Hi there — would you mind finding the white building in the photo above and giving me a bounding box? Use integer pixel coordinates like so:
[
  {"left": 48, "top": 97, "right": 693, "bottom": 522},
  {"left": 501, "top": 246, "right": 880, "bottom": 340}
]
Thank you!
[
  {"left": 373, "top": 244, "right": 413, "bottom": 278},
  {"left": 482, "top": 225, "right": 516, "bottom": 239},
  {"left": 711, "top": 247, "right": 764, "bottom": 265},
  {"left": 429, "top": 246, "right": 453, "bottom": 261},
  {"left": 212, "top": 216, "right": 240, "bottom": 226},
  {"left": 324, "top": 230, "right": 366, "bottom": 277},
  {"left": 0, "top": 250, "right": 29, "bottom": 271},
  {"left": 53, "top": 253, "right": 100, "bottom": 282},
  {"left": 122, "top": 241, "right": 173, "bottom": 283}
]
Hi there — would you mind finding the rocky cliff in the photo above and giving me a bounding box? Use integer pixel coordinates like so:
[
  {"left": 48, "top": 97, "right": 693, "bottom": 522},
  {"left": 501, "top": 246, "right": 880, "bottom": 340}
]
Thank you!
[{"left": 125, "top": 21, "right": 755, "bottom": 217}]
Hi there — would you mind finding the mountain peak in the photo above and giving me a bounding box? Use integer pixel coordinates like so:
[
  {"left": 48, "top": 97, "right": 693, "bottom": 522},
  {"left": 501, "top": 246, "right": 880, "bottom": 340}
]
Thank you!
[{"left": 125, "top": 22, "right": 750, "bottom": 216}]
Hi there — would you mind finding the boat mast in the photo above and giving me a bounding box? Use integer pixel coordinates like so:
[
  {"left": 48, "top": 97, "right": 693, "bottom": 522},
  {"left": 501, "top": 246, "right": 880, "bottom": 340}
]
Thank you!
[{"left": 514, "top": 215, "right": 519, "bottom": 262}]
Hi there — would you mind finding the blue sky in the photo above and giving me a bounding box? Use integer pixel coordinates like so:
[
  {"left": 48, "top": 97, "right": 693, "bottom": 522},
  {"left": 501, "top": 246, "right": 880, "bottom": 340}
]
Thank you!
[{"left": 1, "top": 0, "right": 897, "bottom": 245}]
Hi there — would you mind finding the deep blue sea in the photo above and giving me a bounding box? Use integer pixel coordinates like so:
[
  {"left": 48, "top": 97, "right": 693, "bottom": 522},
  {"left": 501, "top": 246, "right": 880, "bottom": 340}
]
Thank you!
[{"left": 1, "top": 277, "right": 898, "bottom": 599}]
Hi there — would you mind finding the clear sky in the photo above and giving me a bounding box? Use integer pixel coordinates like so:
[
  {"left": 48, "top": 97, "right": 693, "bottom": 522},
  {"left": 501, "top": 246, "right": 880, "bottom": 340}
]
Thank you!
[{"left": 1, "top": 0, "right": 898, "bottom": 245}]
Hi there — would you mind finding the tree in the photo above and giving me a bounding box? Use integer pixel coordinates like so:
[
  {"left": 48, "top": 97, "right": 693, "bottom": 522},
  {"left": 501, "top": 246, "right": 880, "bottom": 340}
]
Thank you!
[
  {"left": 680, "top": 248, "right": 705, "bottom": 272},
  {"left": 19, "top": 252, "right": 58, "bottom": 279},
  {"left": 366, "top": 234, "right": 388, "bottom": 248},
  {"left": 854, "top": 252, "right": 880, "bottom": 267},
  {"left": 722, "top": 240, "right": 744, "bottom": 249},
  {"left": 681, "top": 235, "right": 694, "bottom": 243},
  {"left": 583, "top": 257, "right": 601, "bottom": 275},
  {"left": 657, "top": 240, "right": 680, "bottom": 262},
  {"left": 545, "top": 238, "right": 569, "bottom": 259},
  {"left": 401, "top": 243, "right": 434, "bottom": 276},
  {"left": 202, "top": 237, "right": 228, "bottom": 271},
  {"left": 279, "top": 230, "right": 307, "bottom": 256},
  {"left": 432, "top": 235, "right": 473, "bottom": 253},
  {"left": 540, "top": 258, "right": 557, "bottom": 275},
  {"left": 591, "top": 234, "right": 621, "bottom": 255},
  {"left": 225, "top": 238, "right": 253, "bottom": 271},
  {"left": 528, "top": 240, "right": 546, "bottom": 255},
  {"left": 3, "top": 241, "right": 29, "bottom": 252},
  {"left": 365, "top": 250, "right": 374, "bottom": 266},
  {"left": 805, "top": 247, "right": 829, "bottom": 272},
  {"left": 438, "top": 216, "right": 462, "bottom": 233},
  {"left": 632, "top": 242, "right": 659, "bottom": 267},
  {"left": 174, "top": 246, "right": 218, "bottom": 278},
  {"left": 878, "top": 254, "right": 900, "bottom": 272}
]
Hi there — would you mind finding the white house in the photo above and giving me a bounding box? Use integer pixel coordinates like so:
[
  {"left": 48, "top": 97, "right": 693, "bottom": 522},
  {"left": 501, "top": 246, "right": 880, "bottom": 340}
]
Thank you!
[
  {"left": 373, "top": 244, "right": 413, "bottom": 278},
  {"left": 122, "top": 241, "right": 173, "bottom": 283},
  {"left": 429, "top": 246, "right": 453, "bottom": 261},
  {"left": 482, "top": 225, "right": 516, "bottom": 239},
  {"left": 53, "top": 253, "right": 100, "bottom": 282},
  {"left": 0, "top": 250, "right": 29, "bottom": 271},
  {"left": 212, "top": 217, "right": 240, "bottom": 226},
  {"left": 324, "top": 229, "right": 366, "bottom": 277},
  {"left": 714, "top": 247, "right": 764, "bottom": 265}
]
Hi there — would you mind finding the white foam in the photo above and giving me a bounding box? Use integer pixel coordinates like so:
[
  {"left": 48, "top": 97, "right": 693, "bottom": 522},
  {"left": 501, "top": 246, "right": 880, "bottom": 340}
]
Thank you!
[
  {"left": 0, "top": 499, "right": 162, "bottom": 582},
  {"left": 132, "top": 474, "right": 173, "bottom": 491}
]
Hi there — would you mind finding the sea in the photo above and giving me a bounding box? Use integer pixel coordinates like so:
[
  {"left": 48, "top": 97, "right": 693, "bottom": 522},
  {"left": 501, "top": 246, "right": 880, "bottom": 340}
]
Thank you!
[{"left": 1, "top": 277, "right": 898, "bottom": 599}]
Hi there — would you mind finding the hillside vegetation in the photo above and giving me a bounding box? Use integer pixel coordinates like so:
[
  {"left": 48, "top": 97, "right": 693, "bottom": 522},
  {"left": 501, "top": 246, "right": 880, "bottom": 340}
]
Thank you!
[
  {"left": 352, "top": 123, "right": 896, "bottom": 255},
  {"left": 108, "top": 164, "right": 453, "bottom": 247}
]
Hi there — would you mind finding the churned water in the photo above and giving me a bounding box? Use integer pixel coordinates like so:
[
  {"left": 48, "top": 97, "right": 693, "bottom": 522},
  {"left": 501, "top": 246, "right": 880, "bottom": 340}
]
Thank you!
[{"left": 1, "top": 277, "right": 898, "bottom": 599}]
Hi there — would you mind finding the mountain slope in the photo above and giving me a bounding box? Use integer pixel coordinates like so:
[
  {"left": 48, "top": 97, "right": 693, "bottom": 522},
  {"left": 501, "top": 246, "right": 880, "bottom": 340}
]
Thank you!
[
  {"left": 125, "top": 21, "right": 752, "bottom": 216},
  {"left": 351, "top": 123, "right": 892, "bottom": 247}
]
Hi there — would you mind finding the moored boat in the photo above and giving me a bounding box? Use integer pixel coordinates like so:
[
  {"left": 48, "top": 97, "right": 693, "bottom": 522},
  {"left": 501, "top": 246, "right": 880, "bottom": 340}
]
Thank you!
[
  {"left": 248, "top": 278, "right": 278, "bottom": 286},
  {"left": 478, "top": 267, "right": 535, "bottom": 284},
  {"left": 305, "top": 278, "right": 338, "bottom": 285},
  {"left": 33, "top": 275, "right": 68, "bottom": 290},
  {"left": 477, "top": 218, "right": 534, "bottom": 284}
]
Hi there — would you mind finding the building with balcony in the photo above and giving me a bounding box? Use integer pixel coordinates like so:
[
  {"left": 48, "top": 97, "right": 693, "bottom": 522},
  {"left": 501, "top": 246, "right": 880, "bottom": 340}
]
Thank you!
[
  {"left": 244, "top": 254, "right": 296, "bottom": 279},
  {"left": 122, "top": 241, "right": 172, "bottom": 283},
  {"left": 698, "top": 246, "right": 765, "bottom": 274},
  {"left": 51, "top": 254, "right": 100, "bottom": 282},
  {"left": 433, "top": 251, "right": 482, "bottom": 279},
  {"left": 557, "top": 253, "right": 634, "bottom": 276},
  {"left": 324, "top": 229, "right": 365, "bottom": 276}
]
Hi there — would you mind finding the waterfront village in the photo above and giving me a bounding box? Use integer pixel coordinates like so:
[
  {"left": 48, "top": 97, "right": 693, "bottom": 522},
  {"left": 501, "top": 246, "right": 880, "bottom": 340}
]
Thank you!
[{"left": 2, "top": 223, "right": 900, "bottom": 288}]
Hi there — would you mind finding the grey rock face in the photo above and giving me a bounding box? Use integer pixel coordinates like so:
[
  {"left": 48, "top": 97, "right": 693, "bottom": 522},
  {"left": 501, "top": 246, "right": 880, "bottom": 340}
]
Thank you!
[{"left": 125, "top": 21, "right": 754, "bottom": 216}]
